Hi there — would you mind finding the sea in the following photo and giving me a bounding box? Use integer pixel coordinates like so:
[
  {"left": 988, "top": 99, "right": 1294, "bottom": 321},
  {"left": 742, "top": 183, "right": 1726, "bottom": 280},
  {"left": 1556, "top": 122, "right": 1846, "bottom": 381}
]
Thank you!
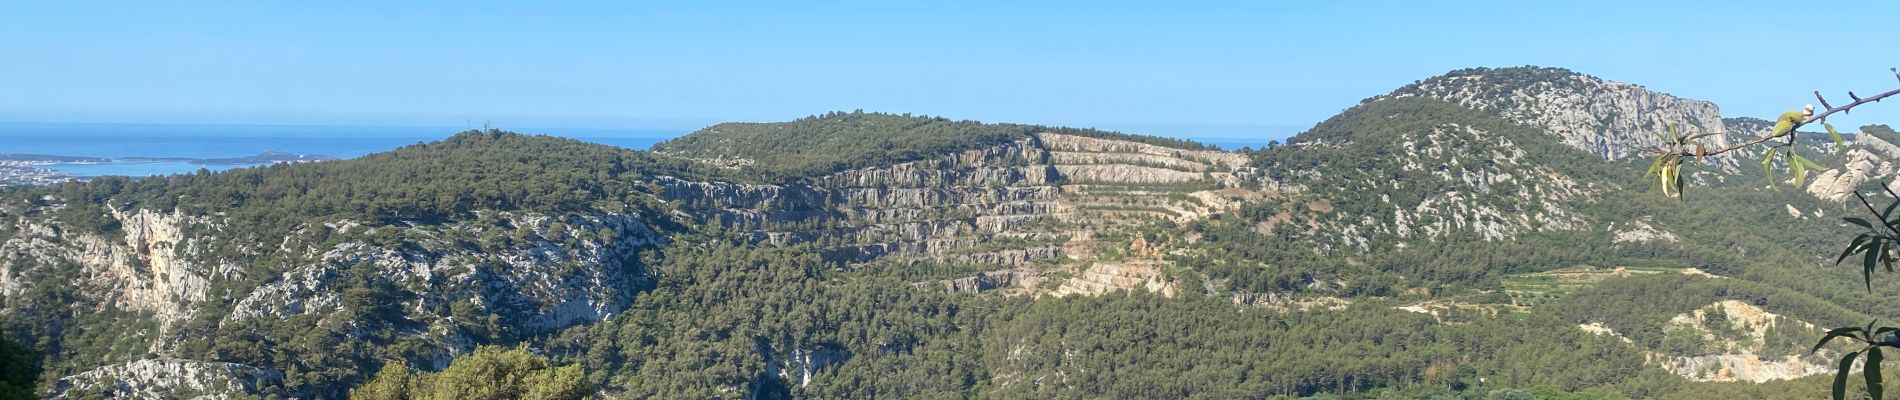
[
  {"left": 0, "top": 122, "right": 681, "bottom": 178},
  {"left": 0, "top": 122, "right": 1277, "bottom": 178}
]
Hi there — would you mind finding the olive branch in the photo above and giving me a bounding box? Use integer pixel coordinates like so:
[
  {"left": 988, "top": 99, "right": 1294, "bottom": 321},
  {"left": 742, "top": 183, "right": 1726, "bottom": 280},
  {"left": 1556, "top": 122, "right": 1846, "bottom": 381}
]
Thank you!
[{"left": 1641, "top": 68, "right": 1900, "bottom": 198}]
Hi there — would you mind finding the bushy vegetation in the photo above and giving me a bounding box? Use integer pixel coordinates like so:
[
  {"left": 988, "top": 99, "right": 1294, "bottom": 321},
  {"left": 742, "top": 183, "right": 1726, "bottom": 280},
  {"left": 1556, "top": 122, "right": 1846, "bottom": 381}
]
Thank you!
[
  {"left": 0, "top": 334, "right": 35, "bottom": 400},
  {"left": 350, "top": 346, "right": 590, "bottom": 400}
]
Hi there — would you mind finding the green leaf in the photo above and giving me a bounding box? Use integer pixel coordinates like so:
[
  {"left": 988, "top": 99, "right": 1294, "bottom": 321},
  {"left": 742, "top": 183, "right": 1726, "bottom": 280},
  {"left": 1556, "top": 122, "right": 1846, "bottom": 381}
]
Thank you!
[
  {"left": 1797, "top": 154, "right": 1831, "bottom": 172},
  {"left": 1828, "top": 123, "right": 1847, "bottom": 151},
  {"left": 1840, "top": 350, "right": 1863, "bottom": 400},
  {"left": 1795, "top": 157, "right": 1810, "bottom": 187},
  {"left": 1870, "top": 243, "right": 1886, "bottom": 292},
  {"left": 1883, "top": 200, "right": 1900, "bottom": 221},
  {"left": 1762, "top": 148, "right": 1779, "bottom": 186},
  {"left": 1872, "top": 347, "right": 1886, "bottom": 400},
  {"left": 1849, "top": 218, "right": 1877, "bottom": 230},
  {"left": 1645, "top": 156, "right": 1665, "bottom": 179},
  {"left": 1817, "top": 327, "right": 1869, "bottom": 354},
  {"left": 1841, "top": 235, "right": 1873, "bottom": 265},
  {"left": 1670, "top": 164, "right": 1685, "bottom": 199}
]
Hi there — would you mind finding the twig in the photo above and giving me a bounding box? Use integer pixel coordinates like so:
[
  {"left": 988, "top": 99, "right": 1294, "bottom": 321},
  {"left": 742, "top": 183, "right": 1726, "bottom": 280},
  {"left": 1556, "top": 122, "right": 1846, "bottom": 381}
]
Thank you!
[
  {"left": 1646, "top": 71, "right": 1900, "bottom": 158},
  {"left": 1854, "top": 190, "right": 1900, "bottom": 238}
]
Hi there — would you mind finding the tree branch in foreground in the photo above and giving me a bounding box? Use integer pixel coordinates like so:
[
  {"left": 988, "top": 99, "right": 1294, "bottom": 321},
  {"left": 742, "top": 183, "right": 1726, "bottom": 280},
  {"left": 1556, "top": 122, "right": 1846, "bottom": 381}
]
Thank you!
[{"left": 1647, "top": 68, "right": 1900, "bottom": 158}]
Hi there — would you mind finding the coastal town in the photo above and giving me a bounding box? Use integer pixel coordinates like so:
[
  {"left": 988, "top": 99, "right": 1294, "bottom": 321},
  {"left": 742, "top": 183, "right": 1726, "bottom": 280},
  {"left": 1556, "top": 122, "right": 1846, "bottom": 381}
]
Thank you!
[
  {"left": 0, "top": 152, "right": 337, "bottom": 188},
  {"left": 0, "top": 160, "right": 76, "bottom": 187}
]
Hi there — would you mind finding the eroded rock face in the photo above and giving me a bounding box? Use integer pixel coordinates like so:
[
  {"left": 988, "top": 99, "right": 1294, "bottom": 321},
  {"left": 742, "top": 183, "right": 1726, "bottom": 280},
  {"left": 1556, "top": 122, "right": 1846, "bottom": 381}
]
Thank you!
[
  {"left": 231, "top": 211, "right": 660, "bottom": 335},
  {"left": 1663, "top": 354, "right": 1832, "bottom": 383},
  {"left": 1283, "top": 123, "right": 1600, "bottom": 251},
  {"left": 0, "top": 207, "right": 225, "bottom": 334},
  {"left": 1654, "top": 300, "right": 1832, "bottom": 383},
  {"left": 1805, "top": 133, "right": 1900, "bottom": 202},
  {"left": 48, "top": 359, "right": 282, "bottom": 399},
  {"left": 1049, "top": 261, "right": 1178, "bottom": 297},
  {"left": 1037, "top": 133, "right": 1251, "bottom": 170},
  {"left": 1610, "top": 219, "right": 1680, "bottom": 244},
  {"left": 1388, "top": 67, "right": 1730, "bottom": 162}
]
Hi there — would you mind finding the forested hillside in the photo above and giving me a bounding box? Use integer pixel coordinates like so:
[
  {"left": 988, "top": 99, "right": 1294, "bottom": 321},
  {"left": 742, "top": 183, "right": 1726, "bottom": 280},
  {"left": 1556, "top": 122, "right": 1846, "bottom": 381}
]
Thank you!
[
  {"left": 655, "top": 111, "right": 1211, "bottom": 182},
  {"left": 3, "top": 67, "right": 1898, "bottom": 399}
]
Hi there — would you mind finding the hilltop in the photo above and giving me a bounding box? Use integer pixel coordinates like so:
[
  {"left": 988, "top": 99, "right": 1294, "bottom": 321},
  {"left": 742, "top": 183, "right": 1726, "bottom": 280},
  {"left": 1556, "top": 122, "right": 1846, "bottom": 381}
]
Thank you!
[{"left": 654, "top": 111, "right": 1210, "bottom": 181}]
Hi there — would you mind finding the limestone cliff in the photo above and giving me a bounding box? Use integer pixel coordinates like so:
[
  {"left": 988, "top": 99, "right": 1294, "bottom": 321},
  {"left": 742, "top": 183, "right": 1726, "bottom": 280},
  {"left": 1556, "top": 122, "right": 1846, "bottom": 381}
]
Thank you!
[{"left": 1386, "top": 66, "right": 1731, "bottom": 162}]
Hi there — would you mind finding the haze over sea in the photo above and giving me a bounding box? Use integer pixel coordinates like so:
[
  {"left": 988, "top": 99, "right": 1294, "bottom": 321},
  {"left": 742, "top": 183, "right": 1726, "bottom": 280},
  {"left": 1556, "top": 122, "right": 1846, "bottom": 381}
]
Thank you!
[
  {"left": 0, "top": 122, "right": 683, "bottom": 177},
  {"left": 1, "top": 122, "right": 1277, "bottom": 178}
]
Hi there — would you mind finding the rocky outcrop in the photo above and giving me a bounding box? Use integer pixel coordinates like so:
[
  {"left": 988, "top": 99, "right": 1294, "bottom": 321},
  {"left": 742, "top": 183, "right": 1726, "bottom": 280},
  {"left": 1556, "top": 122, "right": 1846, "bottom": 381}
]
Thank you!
[
  {"left": 231, "top": 211, "right": 659, "bottom": 336},
  {"left": 1287, "top": 122, "right": 1600, "bottom": 251},
  {"left": 1037, "top": 133, "right": 1250, "bottom": 170},
  {"left": 48, "top": 359, "right": 282, "bottom": 399},
  {"left": 1662, "top": 354, "right": 1832, "bottom": 383},
  {"left": 1387, "top": 67, "right": 1730, "bottom": 162},
  {"left": 1232, "top": 292, "right": 1352, "bottom": 312},
  {"left": 1653, "top": 300, "right": 1831, "bottom": 383},
  {"left": 1050, "top": 261, "right": 1178, "bottom": 297},
  {"left": 1805, "top": 133, "right": 1900, "bottom": 201},
  {"left": 0, "top": 207, "right": 225, "bottom": 334},
  {"left": 1610, "top": 219, "right": 1680, "bottom": 244}
]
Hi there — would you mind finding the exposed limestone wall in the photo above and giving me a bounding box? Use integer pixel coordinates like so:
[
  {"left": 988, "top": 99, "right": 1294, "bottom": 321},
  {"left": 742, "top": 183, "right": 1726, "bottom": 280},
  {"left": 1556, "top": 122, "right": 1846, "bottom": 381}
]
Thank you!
[
  {"left": 1609, "top": 219, "right": 1680, "bottom": 244},
  {"left": 1037, "top": 133, "right": 1250, "bottom": 170},
  {"left": 1390, "top": 72, "right": 1730, "bottom": 162},
  {"left": 230, "top": 212, "right": 658, "bottom": 335},
  {"left": 0, "top": 207, "right": 223, "bottom": 333},
  {"left": 1049, "top": 261, "right": 1178, "bottom": 297},
  {"left": 49, "top": 359, "right": 282, "bottom": 399},
  {"left": 1807, "top": 134, "right": 1900, "bottom": 201}
]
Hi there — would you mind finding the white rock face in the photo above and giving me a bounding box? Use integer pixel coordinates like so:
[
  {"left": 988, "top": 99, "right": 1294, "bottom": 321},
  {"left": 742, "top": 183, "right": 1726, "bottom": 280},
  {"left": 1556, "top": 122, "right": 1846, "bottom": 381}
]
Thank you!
[
  {"left": 48, "top": 359, "right": 281, "bottom": 399},
  {"left": 1663, "top": 354, "right": 1833, "bottom": 383},
  {"left": 1611, "top": 219, "right": 1680, "bottom": 244},
  {"left": 1049, "top": 260, "right": 1178, "bottom": 297},
  {"left": 1805, "top": 133, "right": 1900, "bottom": 201},
  {"left": 1388, "top": 67, "right": 1731, "bottom": 162},
  {"left": 0, "top": 207, "right": 225, "bottom": 334},
  {"left": 1654, "top": 300, "right": 1832, "bottom": 383},
  {"left": 1577, "top": 322, "right": 1634, "bottom": 343},
  {"left": 1037, "top": 133, "right": 1251, "bottom": 170},
  {"left": 231, "top": 211, "right": 659, "bottom": 334}
]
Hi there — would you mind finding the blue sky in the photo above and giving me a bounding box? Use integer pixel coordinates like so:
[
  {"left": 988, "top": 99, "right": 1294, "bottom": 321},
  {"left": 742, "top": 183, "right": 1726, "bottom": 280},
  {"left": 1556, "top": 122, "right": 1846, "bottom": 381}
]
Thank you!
[{"left": 2, "top": 1, "right": 1897, "bottom": 140}]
